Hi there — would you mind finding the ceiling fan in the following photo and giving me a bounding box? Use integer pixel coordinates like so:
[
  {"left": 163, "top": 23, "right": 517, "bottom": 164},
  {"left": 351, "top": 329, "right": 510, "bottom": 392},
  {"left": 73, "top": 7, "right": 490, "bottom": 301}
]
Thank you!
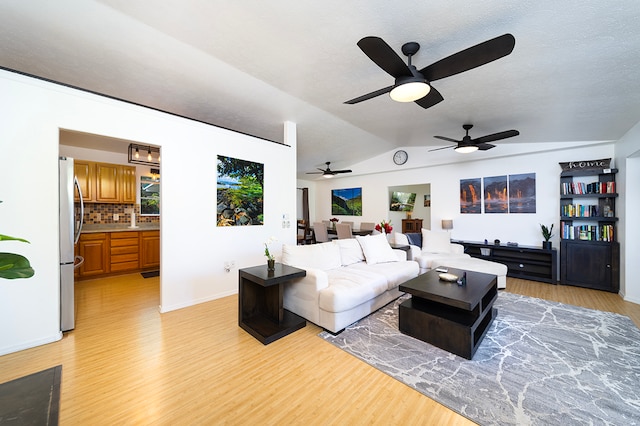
[
  {"left": 345, "top": 33, "right": 515, "bottom": 109},
  {"left": 429, "top": 124, "right": 520, "bottom": 153},
  {"left": 306, "top": 162, "right": 352, "bottom": 178}
]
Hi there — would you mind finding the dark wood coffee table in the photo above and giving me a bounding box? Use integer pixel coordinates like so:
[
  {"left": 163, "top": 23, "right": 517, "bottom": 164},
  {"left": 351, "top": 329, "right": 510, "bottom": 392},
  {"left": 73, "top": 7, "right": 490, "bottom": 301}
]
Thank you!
[{"left": 398, "top": 267, "right": 498, "bottom": 359}]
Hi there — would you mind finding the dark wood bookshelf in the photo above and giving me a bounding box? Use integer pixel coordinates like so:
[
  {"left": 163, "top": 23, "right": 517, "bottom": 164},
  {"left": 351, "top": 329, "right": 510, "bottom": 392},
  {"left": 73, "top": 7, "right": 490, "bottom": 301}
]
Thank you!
[{"left": 559, "top": 167, "right": 619, "bottom": 292}]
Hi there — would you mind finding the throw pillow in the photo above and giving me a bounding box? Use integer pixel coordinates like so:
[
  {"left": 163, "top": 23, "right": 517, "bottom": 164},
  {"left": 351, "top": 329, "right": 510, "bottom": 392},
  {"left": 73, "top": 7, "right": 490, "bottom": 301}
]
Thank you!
[
  {"left": 421, "top": 229, "right": 451, "bottom": 253},
  {"left": 333, "top": 238, "right": 365, "bottom": 266},
  {"left": 281, "top": 242, "right": 342, "bottom": 270},
  {"left": 405, "top": 232, "right": 422, "bottom": 247},
  {"left": 356, "top": 233, "right": 398, "bottom": 264}
]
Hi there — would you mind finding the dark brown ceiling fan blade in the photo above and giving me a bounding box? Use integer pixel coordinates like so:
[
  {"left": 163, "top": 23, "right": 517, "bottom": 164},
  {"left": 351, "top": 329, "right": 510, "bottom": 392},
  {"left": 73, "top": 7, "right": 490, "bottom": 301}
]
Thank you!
[
  {"left": 414, "top": 87, "right": 444, "bottom": 109},
  {"left": 434, "top": 135, "right": 460, "bottom": 143},
  {"left": 477, "top": 143, "right": 496, "bottom": 151},
  {"left": 428, "top": 145, "right": 455, "bottom": 152},
  {"left": 420, "top": 34, "right": 516, "bottom": 82},
  {"left": 344, "top": 85, "right": 394, "bottom": 104},
  {"left": 473, "top": 129, "right": 520, "bottom": 144},
  {"left": 357, "top": 36, "right": 413, "bottom": 78},
  {"left": 306, "top": 161, "right": 352, "bottom": 176}
]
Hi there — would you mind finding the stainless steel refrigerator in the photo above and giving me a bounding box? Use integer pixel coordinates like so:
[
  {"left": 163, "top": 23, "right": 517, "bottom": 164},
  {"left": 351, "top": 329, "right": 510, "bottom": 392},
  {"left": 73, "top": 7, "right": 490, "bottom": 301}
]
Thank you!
[{"left": 59, "top": 156, "right": 84, "bottom": 331}]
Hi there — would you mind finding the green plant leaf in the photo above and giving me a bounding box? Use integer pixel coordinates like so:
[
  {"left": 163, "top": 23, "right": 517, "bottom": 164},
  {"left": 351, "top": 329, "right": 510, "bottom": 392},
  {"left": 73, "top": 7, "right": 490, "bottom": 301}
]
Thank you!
[
  {"left": 0, "top": 234, "right": 30, "bottom": 243},
  {"left": 0, "top": 253, "right": 35, "bottom": 279}
]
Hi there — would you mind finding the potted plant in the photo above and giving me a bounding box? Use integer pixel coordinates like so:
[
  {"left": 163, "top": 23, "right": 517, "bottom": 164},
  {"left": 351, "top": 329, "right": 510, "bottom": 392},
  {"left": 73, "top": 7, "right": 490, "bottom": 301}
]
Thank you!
[
  {"left": 0, "top": 201, "right": 35, "bottom": 279},
  {"left": 540, "top": 223, "right": 554, "bottom": 250}
]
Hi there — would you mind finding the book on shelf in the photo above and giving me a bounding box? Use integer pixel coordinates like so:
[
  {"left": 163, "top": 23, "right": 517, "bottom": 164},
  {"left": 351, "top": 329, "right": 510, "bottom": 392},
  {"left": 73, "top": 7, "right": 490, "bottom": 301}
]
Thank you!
[
  {"left": 560, "top": 221, "right": 615, "bottom": 242},
  {"left": 561, "top": 180, "right": 615, "bottom": 195},
  {"left": 561, "top": 204, "right": 599, "bottom": 217}
]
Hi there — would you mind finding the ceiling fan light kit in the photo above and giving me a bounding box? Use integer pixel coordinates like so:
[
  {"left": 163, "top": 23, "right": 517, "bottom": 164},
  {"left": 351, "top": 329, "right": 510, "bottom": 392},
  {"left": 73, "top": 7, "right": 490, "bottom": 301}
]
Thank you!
[
  {"left": 389, "top": 78, "right": 430, "bottom": 102},
  {"left": 454, "top": 145, "right": 479, "bottom": 154},
  {"left": 306, "top": 161, "right": 352, "bottom": 178},
  {"left": 431, "top": 124, "right": 520, "bottom": 154},
  {"left": 345, "top": 34, "right": 515, "bottom": 110}
]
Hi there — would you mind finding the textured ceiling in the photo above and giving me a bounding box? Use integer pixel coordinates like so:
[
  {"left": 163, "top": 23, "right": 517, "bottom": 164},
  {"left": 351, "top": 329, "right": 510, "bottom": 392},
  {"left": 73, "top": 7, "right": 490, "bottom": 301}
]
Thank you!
[{"left": 2, "top": 1, "right": 639, "bottom": 178}]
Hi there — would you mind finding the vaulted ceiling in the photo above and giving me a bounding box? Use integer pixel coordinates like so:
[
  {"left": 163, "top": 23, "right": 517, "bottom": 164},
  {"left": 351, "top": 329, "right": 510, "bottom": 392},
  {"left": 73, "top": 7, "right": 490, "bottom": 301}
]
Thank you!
[{"left": 2, "top": 1, "right": 639, "bottom": 178}]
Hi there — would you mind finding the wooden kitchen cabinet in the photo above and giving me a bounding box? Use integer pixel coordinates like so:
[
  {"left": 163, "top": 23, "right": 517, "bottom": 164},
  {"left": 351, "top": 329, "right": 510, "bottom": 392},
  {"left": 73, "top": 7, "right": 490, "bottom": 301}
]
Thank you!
[
  {"left": 140, "top": 231, "right": 160, "bottom": 269},
  {"left": 74, "top": 160, "right": 137, "bottom": 203},
  {"left": 74, "top": 160, "right": 95, "bottom": 202},
  {"left": 77, "top": 233, "right": 109, "bottom": 277},
  {"left": 110, "top": 232, "right": 140, "bottom": 273},
  {"left": 120, "top": 165, "right": 137, "bottom": 203},
  {"left": 95, "top": 162, "right": 120, "bottom": 203}
]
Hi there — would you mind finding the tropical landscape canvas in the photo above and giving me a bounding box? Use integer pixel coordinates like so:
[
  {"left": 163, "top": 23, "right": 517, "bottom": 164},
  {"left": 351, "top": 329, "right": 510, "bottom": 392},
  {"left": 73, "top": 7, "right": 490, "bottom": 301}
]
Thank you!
[
  {"left": 390, "top": 192, "right": 416, "bottom": 212},
  {"left": 216, "top": 155, "right": 264, "bottom": 226},
  {"left": 332, "top": 187, "right": 362, "bottom": 216}
]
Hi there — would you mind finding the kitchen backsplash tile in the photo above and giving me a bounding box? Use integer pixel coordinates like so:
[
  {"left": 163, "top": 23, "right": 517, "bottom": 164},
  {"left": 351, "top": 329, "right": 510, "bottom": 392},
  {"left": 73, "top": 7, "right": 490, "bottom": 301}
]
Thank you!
[{"left": 78, "top": 203, "right": 160, "bottom": 225}]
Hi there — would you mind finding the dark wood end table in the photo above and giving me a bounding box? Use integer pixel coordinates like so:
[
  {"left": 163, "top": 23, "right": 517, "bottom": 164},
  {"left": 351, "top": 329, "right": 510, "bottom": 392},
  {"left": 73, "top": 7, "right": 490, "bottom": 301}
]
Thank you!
[
  {"left": 389, "top": 243, "right": 411, "bottom": 259},
  {"left": 398, "top": 267, "right": 498, "bottom": 359},
  {"left": 239, "top": 263, "right": 306, "bottom": 345}
]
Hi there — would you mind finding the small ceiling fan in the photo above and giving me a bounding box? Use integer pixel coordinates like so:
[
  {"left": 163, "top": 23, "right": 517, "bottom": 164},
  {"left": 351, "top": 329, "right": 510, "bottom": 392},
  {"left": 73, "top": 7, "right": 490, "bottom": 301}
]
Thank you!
[
  {"left": 306, "top": 162, "right": 352, "bottom": 178},
  {"left": 345, "top": 33, "right": 515, "bottom": 109},
  {"left": 429, "top": 124, "right": 520, "bottom": 153}
]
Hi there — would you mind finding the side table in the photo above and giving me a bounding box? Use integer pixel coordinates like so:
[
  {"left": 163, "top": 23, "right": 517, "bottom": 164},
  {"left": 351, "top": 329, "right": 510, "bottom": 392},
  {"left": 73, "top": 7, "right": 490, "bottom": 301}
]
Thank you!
[
  {"left": 389, "top": 243, "right": 411, "bottom": 260},
  {"left": 238, "top": 263, "right": 306, "bottom": 344}
]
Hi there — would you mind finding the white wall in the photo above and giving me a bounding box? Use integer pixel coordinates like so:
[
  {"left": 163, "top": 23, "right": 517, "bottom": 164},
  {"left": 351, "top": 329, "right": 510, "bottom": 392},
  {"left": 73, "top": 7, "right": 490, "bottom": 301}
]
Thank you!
[
  {"left": 311, "top": 143, "right": 633, "bottom": 296},
  {"left": 614, "top": 122, "right": 640, "bottom": 303},
  {"left": 0, "top": 70, "right": 297, "bottom": 355},
  {"left": 313, "top": 143, "right": 615, "bottom": 246}
]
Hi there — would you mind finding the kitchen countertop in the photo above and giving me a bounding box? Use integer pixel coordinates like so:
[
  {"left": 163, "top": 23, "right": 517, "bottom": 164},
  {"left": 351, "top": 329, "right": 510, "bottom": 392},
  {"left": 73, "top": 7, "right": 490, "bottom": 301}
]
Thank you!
[{"left": 81, "top": 223, "right": 160, "bottom": 233}]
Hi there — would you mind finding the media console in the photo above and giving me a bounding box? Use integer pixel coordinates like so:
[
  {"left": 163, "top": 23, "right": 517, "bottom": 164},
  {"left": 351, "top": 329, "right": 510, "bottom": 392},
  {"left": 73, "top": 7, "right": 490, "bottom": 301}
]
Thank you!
[{"left": 452, "top": 240, "right": 558, "bottom": 284}]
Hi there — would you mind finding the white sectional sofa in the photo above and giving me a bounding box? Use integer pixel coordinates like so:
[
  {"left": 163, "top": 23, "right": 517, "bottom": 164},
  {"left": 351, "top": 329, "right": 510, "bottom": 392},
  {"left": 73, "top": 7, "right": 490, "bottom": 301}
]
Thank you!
[
  {"left": 281, "top": 234, "right": 419, "bottom": 333},
  {"left": 394, "top": 228, "right": 508, "bottom": 289}
]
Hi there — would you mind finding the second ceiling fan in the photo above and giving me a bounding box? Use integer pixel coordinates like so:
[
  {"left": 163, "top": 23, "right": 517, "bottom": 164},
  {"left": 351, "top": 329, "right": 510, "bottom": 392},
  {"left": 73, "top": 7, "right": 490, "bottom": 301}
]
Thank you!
[
  {"left": 430, "top": 124, "right": 520, "bottom": 153},
  {"left": 345, "top": 33, "right": 515, "bottom": 109}
]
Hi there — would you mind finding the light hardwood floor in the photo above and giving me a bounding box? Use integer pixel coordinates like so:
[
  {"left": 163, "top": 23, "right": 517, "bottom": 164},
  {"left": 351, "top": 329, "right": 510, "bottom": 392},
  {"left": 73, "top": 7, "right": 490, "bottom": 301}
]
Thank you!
[{"left": 1, "top": 274, "right": 639, "bottom": 425}]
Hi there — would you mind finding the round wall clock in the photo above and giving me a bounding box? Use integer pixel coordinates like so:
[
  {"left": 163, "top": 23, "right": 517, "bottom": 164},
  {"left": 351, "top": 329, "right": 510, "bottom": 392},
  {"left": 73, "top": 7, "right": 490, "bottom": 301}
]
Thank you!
[{"left": 393, "top": 150, "right": 408, "bottom": 165}]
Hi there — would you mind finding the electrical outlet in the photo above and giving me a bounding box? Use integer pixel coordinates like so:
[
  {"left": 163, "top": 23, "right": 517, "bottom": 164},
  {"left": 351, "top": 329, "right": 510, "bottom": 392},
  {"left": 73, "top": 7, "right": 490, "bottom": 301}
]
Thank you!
[
  {"left": 113, "top": 213, "right": 119, "bottom": 221},
  {"left": 224, "top": 260, "right": 236, "bottom": 273}
]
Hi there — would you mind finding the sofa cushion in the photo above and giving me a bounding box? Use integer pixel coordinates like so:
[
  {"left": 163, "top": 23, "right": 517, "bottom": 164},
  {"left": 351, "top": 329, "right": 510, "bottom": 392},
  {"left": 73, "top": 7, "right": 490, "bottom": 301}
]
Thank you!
[
  {"left": 319, "top": 268, "right": 389, "bottom": 313},
  {"left": 422, "top": 229, "right": 452, "bottom": 253},
  {"left": 281, "top": 242, "right": 342, "bottom": 270},
  {"left": 333, "top": 238, "right": 365, "bottom": 266},
  {"left": 414, "top": 252, "right": 470, "bottom": 270},
  {"left": 356, "top": 233, "right": 398, "bottom": 264},
  {"left": 349, "top": 260, "right": 419, "bottom": 290}
]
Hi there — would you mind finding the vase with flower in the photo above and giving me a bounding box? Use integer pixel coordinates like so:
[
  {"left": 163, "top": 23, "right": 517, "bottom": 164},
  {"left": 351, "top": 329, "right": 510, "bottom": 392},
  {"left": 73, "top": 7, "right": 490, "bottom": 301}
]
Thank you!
[
  {"left": 329, "top": 217, "right": 339, "bottom": 230},
  {"left": 264, "top": 236, "right": 277, "bottom": 271},
  {"left": 375, "top": 220, "right": 393, "bottom": 235}
]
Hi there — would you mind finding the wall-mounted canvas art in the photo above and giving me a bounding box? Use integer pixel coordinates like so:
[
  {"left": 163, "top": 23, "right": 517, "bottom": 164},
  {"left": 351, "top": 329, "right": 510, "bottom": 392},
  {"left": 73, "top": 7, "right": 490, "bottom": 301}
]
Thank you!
[
  {"left": 424, "top": 194, "right": 431, "bottom": 207},
  {"left": 460, "top": 178, "right": 481, "bottom": 214},
  {"left": 390, "top": 192, "right": 416, "bottom": 212},
  {"left": 484, "top": 175, "right": 508, "bottom": 213},
  {"left": 509, "top": 173, "right": 536, "bottom": 213},
  {"left": 216, "top": 155, "right": 264, "bottom": 226},
  {"left": 332, "top": 187, "right": 362, "bottom": 216}
]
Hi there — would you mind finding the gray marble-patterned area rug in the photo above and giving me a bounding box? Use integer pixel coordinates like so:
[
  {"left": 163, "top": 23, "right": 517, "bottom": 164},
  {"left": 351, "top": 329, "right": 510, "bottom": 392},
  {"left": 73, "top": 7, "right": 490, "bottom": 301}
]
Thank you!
[{"left": 320, "top": 293, "right": 640, "bottom": 425}]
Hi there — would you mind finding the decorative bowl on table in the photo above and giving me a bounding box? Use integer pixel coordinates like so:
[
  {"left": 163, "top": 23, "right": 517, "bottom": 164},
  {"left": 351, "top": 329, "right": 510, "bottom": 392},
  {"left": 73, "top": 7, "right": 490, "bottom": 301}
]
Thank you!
[{"left": 439, "top": 273, "right": 459, "bottom": 282}]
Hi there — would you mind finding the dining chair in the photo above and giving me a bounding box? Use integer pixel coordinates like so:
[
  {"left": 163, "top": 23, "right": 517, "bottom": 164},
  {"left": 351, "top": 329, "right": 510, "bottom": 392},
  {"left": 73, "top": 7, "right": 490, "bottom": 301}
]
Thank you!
[
  {"left": 336, "top": 223, "right": 353, "bottom": 239},
  {"left": 313, "top": 222, "right": 330, "bottom": 243},
  {"left": 341, "top": 221, "right": 354, "bottom": 228},
  {"left": 360, "top": 222, "right": 376, "bottom": 231},
  {"left": 297, "top": 220, "right": 314, "bottom": 245}
]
